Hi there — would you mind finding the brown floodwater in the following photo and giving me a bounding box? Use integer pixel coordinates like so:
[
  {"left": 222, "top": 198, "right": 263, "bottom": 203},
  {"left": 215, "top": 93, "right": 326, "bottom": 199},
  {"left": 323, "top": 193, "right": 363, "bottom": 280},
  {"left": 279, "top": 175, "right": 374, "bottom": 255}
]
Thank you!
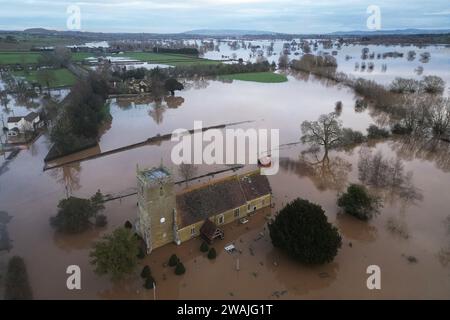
[{"left": 0, "top": 75, "right": 449, "bottom": 299}]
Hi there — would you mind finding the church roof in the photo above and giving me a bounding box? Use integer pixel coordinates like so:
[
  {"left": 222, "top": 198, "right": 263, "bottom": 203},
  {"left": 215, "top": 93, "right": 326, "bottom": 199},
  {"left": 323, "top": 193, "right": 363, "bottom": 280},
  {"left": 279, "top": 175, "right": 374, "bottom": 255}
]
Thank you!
[{"left": 176, "top": 170, "right": 271, "bottom": 228}]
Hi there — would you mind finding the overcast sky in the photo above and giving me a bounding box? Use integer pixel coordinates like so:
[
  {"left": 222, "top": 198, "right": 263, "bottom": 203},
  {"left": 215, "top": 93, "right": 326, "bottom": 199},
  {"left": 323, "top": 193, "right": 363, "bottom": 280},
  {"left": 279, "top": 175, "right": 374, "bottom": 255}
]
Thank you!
[{"left": 0, "top": 0, "right": 449, "bottom": 33}]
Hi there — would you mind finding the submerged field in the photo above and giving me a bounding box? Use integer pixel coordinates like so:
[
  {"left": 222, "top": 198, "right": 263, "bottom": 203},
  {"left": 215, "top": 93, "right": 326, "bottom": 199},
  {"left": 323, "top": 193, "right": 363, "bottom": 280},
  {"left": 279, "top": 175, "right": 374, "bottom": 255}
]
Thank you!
[{"left": 1, "top": 66, "right": 450, "bottom": 299}]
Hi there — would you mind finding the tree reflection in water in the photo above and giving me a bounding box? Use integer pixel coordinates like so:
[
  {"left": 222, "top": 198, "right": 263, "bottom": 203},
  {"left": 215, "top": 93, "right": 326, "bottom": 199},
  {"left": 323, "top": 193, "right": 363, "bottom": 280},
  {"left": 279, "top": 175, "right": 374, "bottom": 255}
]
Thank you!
[
  {"left": 391, "top": 136, "right": 450, "bottom": 173},
  {"left": 279, "top": 150, "right": 352, "bottom": 192},
  {"left": 148, "top": 98, "right": 166, "bottom": 125},
  {"left": 437, "top": 215, "right": 450, "bottom": 267},
  {"left": 48, "top": 164, "right": 82, "bottom": 196},
  {"left": 357, "top": 146, "right": 423, "bottom": 206},
  {"left": 148, "top": 96, "right": 185, "bottom": 125},
  {"left": 165, "top": 95, "right": 184, "bottom": 109},
  {"left": 335, "top": 212, "right": 378, "bottom": 242},
  {"left": 265, "top": 246, "right": 339, "bottom": 296}
]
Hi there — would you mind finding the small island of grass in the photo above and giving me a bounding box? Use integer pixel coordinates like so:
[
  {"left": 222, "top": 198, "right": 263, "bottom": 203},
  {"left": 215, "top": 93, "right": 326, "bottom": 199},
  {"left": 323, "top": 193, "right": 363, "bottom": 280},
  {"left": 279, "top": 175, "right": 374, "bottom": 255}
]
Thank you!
[{"left": 219, "top": 72, "right": 288, "bottom": 83}]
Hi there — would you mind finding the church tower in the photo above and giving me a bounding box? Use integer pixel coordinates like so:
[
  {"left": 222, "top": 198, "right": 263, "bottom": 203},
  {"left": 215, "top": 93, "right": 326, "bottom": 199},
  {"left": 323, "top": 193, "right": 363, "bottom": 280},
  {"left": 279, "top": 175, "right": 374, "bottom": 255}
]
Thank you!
[{"left": 136, "top": 165, "right": 178, "bottom": 253}]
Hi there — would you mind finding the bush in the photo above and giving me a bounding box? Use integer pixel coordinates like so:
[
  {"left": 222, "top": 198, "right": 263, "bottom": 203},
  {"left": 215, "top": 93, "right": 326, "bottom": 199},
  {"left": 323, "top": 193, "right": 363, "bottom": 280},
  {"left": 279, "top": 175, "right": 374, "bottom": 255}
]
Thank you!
[
  {"left": 337, "top": 184, "right": 381, "bottom": 221},
  {"left": 50, "top": 191, "right": 106, "bottom": 234},
  {"left": 367, "top": 125, "right": 390, "bottom": 139},
  {"left": 200, "top": 241, "right": 209, "bottom": 253},
  {"left": 391, "top": 123, "right": 413, "bottom": 135},
  {"left": 291, "top": 54, "right": 337, "bottom": 78},
  {"left": 338, "top": 128, "right": 366, "bottom": 148},
  {"left": 124, "top": 221, "right": 133, "bottom": 229},
  {"left": 389, "top": 77, "right": 420, "bottom": 93},
  {"left": 50, "top": 197, "right": 95, "bottom": 234},
  {"left": 175, "top": 262, "right": 186, "bottom": 275},
  {"left": 168, "top": 254, "right": 179, "bottom": 267},
  {"left": 268, "top": 198, "right": 342, "bottom": 264},
  {"left": 153, "top": 47, "right": 199, "bottom": 55},
  {"left": 171, "top": 61, "right": 271, "bottom": 78},
  {"left": 95, "top": 214, "right": 107, "bottom": 227},
  {"left": 164, "top": 78, "right": 184, "bottom": 95},
  {"left": 207, "top": 248, "right": 217, "bottom": 260},
  {"left": 141, "top": 265, "right": 151, "bottom": 278},
  {"left": 137, "top": 246, "right": 146, "bottom": 259},
  {"left": 143, "top": 276, "right": 156, "bottom": 289},
  {"left": 4, "top": 256, "right": 33, "bottom": 300},
  {"left": 420, "top": 75, "right": 445, "bottom": 94},
  {"left": 90, "top": 227, "right": 140, "bottom": 280},
  {"left": 354, "top": 99, "right": 368, "bottom": 112}
]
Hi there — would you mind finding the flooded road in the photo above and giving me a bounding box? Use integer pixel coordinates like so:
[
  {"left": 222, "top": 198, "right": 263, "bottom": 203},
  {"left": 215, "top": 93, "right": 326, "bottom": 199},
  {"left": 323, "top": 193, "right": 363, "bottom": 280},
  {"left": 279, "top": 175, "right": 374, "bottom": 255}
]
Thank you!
[{"left": 1, "top": 74, "right": 450, "bottom": 299}]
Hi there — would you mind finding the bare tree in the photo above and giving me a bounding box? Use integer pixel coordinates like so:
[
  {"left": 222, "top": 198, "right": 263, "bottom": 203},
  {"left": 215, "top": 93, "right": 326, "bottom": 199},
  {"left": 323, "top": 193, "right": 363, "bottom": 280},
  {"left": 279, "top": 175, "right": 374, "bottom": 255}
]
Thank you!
[
  {"left": 389, "top": 77, "right": 420, "bottom": 93},
  {"left": 420, "top": 75, "right": 445, "bottom": 94},
  {"left": 278, "top": 54, "right": 289, "bottom": 69},
  {"left": 37, "top": 69, "right": 56, "bottom": 95},
  {"left": 426, "top": 97, "right": 450, "bottom": 137},
  {"left": 301, "top": 112, "right": 343, "bottom": 156},
  {"left": 178, "top": 163, "right": 198, "bottom": 186},
  {"left": 0, "top": 90, "right": 10, "bottom": 110}
]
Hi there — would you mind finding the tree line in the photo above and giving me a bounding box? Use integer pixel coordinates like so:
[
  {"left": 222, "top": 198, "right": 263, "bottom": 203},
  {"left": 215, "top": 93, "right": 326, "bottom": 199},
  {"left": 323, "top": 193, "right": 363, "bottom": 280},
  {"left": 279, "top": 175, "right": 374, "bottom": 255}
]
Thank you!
[
  {"left": 291, "top": 53, "right": 450, "bottom": 141},
  {"left": 48, "top": 71, "right": 110, "bottom": 157}
]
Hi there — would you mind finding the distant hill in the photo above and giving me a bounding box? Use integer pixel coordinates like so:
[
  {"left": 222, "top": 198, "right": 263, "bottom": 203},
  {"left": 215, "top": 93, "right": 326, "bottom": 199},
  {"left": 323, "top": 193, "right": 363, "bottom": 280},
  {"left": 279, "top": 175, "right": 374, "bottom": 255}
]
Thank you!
[
  {"left": 0, "top": 27, "right": 448, "bottom": 40},
  {"left": 23, "top": 28, "right": 59, "bottom": 34},
  {"left": 330, "top": 28, "right": 450, "bottom": 36},
  {"left": 183, "top": 29, "right": 281, "bottom": 36}
]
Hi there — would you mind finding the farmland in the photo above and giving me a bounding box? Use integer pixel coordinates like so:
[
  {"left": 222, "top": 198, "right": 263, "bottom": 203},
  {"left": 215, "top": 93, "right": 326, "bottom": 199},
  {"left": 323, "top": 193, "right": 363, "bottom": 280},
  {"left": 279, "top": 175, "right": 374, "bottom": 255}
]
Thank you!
[
  {"left": 13, "top": 68, "right": 77, "bottom": 87},
  {"left": 219, "top": 71, "right": 288, "bottom": 83}
]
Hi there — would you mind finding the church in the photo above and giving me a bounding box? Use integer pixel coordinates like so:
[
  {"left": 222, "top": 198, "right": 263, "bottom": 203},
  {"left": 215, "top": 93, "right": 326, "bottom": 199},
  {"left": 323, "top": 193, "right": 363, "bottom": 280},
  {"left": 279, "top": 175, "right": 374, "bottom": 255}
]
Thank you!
[{"left": 135, "top": 165, "right": 272, "bottom": 253}]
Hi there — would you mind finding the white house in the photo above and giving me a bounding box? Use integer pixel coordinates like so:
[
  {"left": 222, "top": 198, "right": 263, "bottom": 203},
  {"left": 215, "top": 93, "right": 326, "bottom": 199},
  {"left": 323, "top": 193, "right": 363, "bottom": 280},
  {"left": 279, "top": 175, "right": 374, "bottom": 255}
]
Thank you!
[{"left": 7, "top": 112, "right": 41, "bottom": 135}]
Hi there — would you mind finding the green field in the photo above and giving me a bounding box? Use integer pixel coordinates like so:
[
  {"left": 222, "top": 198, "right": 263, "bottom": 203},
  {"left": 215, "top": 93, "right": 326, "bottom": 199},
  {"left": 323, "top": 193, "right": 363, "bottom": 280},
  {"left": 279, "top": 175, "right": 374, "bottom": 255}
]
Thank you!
[
  {"left": 14, "top": 68, "right": 77, "bottom": 87},
  {"left": 117, "top": 52, "right": 221, "bottom": 66},
  {"left": 0, "top": 51, "right": 94, "bottom": 64},
  {"left": 0, "top": 51, "right": 221, "bottom": 67},
  {"left": 0, "top": 52, "right": 42, "bottom": 65},
  {"left": 219, "top": 72, "right": 288, "bottom": 83},
  {"left": 72, "top": 52, "right": 94, "bottom": 62}
]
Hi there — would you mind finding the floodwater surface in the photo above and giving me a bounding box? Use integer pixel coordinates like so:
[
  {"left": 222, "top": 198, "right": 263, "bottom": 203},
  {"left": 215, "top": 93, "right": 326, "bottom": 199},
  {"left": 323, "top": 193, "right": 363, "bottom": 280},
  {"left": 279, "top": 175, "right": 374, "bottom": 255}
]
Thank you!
[{"left": 0, "top": 73, "right": 449, "bottom": 299}]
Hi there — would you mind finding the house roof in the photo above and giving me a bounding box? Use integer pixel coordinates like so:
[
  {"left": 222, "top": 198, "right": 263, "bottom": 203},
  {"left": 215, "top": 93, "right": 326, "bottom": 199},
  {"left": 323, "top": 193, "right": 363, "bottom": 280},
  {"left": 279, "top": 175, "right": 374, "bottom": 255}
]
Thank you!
[
  {"left": 176, "top": 175, "right": 246, "bottom": 228},
  {"left": 24, "top": 112, "right": 38, "bottom": 122},
  {"left": 176, "top": 170, "right": 271, "bottom": 228},
  {"left": 7, "top": 112, "right": 39, "bottom": 124},
  {"left": 7, "top": 116, "right": 22, "bottom": 123},
  {"left": 239, "top": 172, "right": 272, "bottom": 202}
]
